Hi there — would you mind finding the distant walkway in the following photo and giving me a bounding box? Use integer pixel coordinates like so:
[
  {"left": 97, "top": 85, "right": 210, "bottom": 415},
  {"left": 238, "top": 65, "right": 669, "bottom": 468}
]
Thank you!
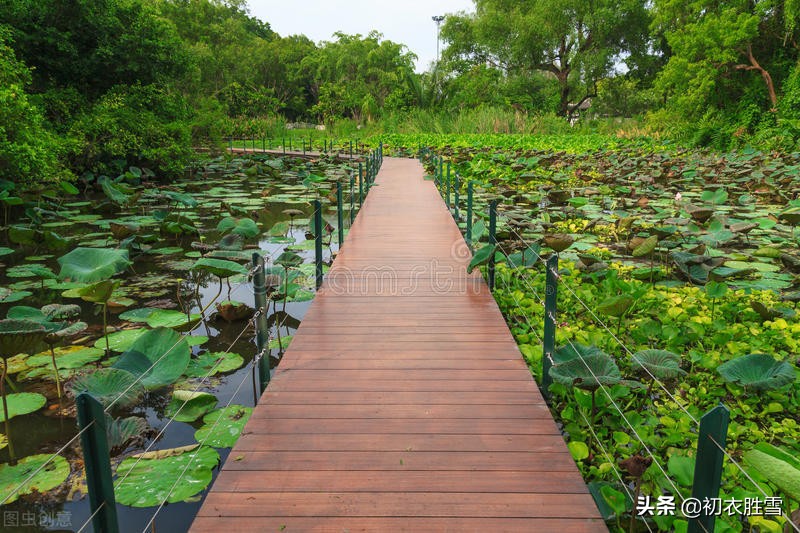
[{"left": 191, "top": 157, "right": 604, "bottom": 531}]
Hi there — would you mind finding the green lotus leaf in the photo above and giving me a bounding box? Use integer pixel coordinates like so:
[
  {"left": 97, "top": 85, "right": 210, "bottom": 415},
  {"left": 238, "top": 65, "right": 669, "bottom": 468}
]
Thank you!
[
  {"left": 217, "top": 217, "right": 260, "bottom": 239},
  {"left": 192, "top": 258, "right": 248, "bottom": 278},
  {"left": 275, "top": 251, "right": 304, "bottom": 269},
  {"left": 164, "top": 390, "right": 218, "bottom": 422},
  {"left": 268, "top": 335, "right": 292, "bottom": 351},
  {"left": 106, "top": 414, "right": 148, "bottom": 452},
  {"left": 631, "top": 350, "right": 686, "bottom": 380},
  {"left": 0, "top": 454, "right": 70, "bottom": 504},
  {"left": 93, "top": 328, "right": 148, "bottom": 352},
  {"left": 144, "top": 310, "right": 201, "bottom": 330},
  {"left": 194, "top": 405, "right": 253, "bottom": 448},
  {"left": 26, "top": 346, "right": 104, "bottom": 370},
  {"left": 113, "top": 327, "right": 190, "bottom": 389},
  {"left": 162, "top": 190, "right": 198, "bottom": 207},
  {"left": 0, "top": 434, "right": 6, "bottom": 450},
  {"left": 184, "top": 351, "right": 244, "bottom": 378},
  {"left": 57, "top": 247, "right": 130, "bottom": 282},
  {"left": 71, "top": 280, "right": 118, "bottom": 303},
  {"left": 114, "top": 445, "right": 219, "bottom": 507},
  {"left": 744, "top": 443, "right": 800, "bottom": 501},
  {"left": 69, "top": 368, "right": 144, "bottom": 409},
  {"left": 467, "top": 243, "right": 497, "bottom": 273},
  {"left": 0, "top": 392, "right": 47, "bottom": 421},
  {"left": 5, "top": 306, "right": 47, "bottom": 322},
  {"left": 0, "top": 288, "right": 32, "bottom": 304},
  {"left": 100, "top": 178, "right": 131, "bottom": 205},
  {"left": 717, "top": 353, "right": 797, "bottom": 391},
  {"left": 0, "top": 247, "right": 14, "bottom": 258},
  {"left": 597, "top": 295, "right": 634, "bottom": 317},
  {"left": 632, "top": 235, "right": 658, "bottom": 257},
  {"left": 40, "top": 304, "right": 82, "bottom": 320},
  {"left": 549, "top": 353, "right": 622, "bottom": 391},
  {"left": 118, "top": 308, "right": 157, "bottom": 323},
  {"left": 553, "top": 343, "right": 606, "bottom": 364},
  {"left": 0, "top": 319, "right": 48, "bottom": 358}
]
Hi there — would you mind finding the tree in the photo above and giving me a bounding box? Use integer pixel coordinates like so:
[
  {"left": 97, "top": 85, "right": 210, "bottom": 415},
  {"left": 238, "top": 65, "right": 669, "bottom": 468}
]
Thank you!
[
  {"left": 441, "top": 0, "right": 650, "bottom": 117},
  {"left": 652, "top": 0, "right": 800, "bottom": 118}
]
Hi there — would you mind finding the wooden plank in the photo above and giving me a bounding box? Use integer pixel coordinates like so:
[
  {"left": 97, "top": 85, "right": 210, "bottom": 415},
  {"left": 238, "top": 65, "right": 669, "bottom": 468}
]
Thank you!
[
  {"left": 191, "top": 157, "right": 600, "bottom": 531},
  {"left": 192, "top": 517, "right": 606, "bottom": 532}
]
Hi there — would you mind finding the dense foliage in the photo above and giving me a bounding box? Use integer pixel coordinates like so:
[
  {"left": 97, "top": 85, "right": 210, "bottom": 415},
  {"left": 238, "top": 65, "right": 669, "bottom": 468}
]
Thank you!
[{"left": 1, "top": 0, "right": 799, "bottom": 180}]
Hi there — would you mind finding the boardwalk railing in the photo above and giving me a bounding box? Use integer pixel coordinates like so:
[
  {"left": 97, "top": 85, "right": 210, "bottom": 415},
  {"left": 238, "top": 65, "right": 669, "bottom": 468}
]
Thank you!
[{"left": 419, "top": 148, "right": 799, "bottom": 533}]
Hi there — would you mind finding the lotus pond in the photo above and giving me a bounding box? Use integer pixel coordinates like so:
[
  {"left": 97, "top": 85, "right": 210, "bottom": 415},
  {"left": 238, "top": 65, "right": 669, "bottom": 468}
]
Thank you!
[
  {"left": 416, "top": 142, "right": 800, "bottom": 532},
  {"left": 0, "top": 152, "right": 359, "bottom": 530}
]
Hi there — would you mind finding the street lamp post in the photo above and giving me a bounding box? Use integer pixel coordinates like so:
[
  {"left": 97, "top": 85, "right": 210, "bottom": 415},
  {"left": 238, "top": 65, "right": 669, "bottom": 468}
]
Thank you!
[{"left": 432, "top": 15, "right": 445, "bottom": 66}]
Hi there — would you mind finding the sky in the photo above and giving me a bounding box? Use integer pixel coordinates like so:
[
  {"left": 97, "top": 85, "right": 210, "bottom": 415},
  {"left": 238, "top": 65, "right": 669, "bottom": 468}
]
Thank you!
[{"left": 247, "top": 0, "right": 476, "bottom": 72}]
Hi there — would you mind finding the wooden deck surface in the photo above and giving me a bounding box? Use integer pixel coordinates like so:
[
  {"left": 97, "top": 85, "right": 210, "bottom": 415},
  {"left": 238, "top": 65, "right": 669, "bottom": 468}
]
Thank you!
[{"left": 191, "top": 157, "right": 605, "bottom": 532}]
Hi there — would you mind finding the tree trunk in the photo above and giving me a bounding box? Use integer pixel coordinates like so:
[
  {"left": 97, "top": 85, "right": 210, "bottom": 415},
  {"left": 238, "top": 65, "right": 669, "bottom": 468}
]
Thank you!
[
  {"left": 736, "top": 44, "right": 777, "bottom": 109},
  {"left": 556, "top": 70, "right": 571, "bottom": 116}
]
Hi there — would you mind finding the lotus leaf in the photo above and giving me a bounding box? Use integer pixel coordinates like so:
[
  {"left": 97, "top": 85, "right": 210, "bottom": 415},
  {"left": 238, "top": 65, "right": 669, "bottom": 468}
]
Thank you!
[
  {"left": 0, "top": 288, "right": 32, "bottom": 304},
  {"left": 184, "top": 351, "right": 244, "bottom": 378},
  {"left": 106, "top": 414, "right": 148, "bottom": 451},
  {"left": 194, "top": 405, "right": 253, "bottom": 448},
  {"left": 667, "top": 455, "right": 695, "bottom": 487},
  {"left": 113, "top": 327, "right": 190, "bottom": 389},
  {"left": 553, "top": 343, "right": 605, "bottom": 364},
  {"left": 114, "top": 445, "right": 219, "bottom": 507},
  {"left": 70, "top": 368, "right": 144, "bottom": 409},
  {"left": 0, "top": 434, "right": 6, "bottom": 450},
  {"left": 549, "top": 353, "right": 622, "bottom": 391},
  {"left": 143, "top": 309, "right": 201, "bottom": 329},
  {"left": 632, "top": 235, "right": 658, "bottom": 257},
  {"left": 192, "top": 258, "right": 248, "bottom": 278},
  {"left": 164, "top": 390, "right": 218, "bottom": 422},
  {"left": 631, "top": 350, "right": 686, "bottom": 379},
  {"left": 94, "top": 328, "right": 148, "bottom": 352},
  {"left": 717, "top": 353, "right": 796, "bottom": 390},
  {"left": 41, "top": 304, "right": 82, "bottom": 320},
  {"left": 597, "top": 295, "right": 634, "bottom": 317},
  {"left": 268, "top": 335, "right": 293, "bottom": 351},
  {"left": 57, "top": 247, "right": 130, "bottom": 282},
  {"left": 467, "top": 243, "right": 497, "bottom": 273},
  {"left": 0, "top": 454, "right": 70, "bottom": 504},
  {"left": 0, "top": 320, "right": 47, "bottom": 357},
  {"left": 26, "top": 346, "right": 104, "bottom": 370},
  {"left": 0, "top": 247, "right": 13, "bottom": 258},
  {"left": 217, "top": 217, "right": 260, "bottom": 239},
  {"left": 744, "top": 443, "right": 800, "bottom": 501},
  {"left": 0, "top": 392, "right": 47, "bottom": 421},
  {"left": 275, "top": 251, "right": 304, "bottom": 269}
]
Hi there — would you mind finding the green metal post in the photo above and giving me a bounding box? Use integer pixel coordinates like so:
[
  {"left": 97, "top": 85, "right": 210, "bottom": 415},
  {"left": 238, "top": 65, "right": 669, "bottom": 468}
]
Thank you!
[
  {"left": 289, "top": 137, "right": 292, "bottom": 151},
  {"left": 228, "top": 137, "right": 233, "bottom": 151},
  {"left": 688, "top": 405, "right": 730, "bottom": 533},
  {"left": 488, "top": 200, "right": 497, "bottom": 291},
  {"left": 349, "top": 140, "right": 353, "bottom": 159},
  {"left": 438, "top": 158, "right": 443, "bottom": 193},
  {"left": 76, "top": 393, "right": 119, "bottom": 533},
  {"left": 454, "top": 173, "right": 460, "bottom": 220},
  {"left": 262, "top": 137, "right": 265, "bottom": 151},
  {"left": 282, "top": 137, "right": 286, "bottom": 155},
  {"left": 359, "top": 163, "right": 364, "bottom": 206},
  {"left": 466, "top": 181, "right": 474, "bottom": 247},
  {"left": 349, "top": 172, "right": 355, "bottom": 224},
  {"left": 252, "top": 253, "right": 270, "bottom": 392},
  {"left": 446, "top": 162, "right": 451, "bottom": 210},
  {"left": 337, "top": 182, "right": 344, "bottom": 247},
  {"left": 542, "top": 254, "right": 558, "bottom": 395},
  {"left": 314, "top": 199, "right": 323, "bottom": 290},
  {"left": 302, "top": 139, "right": 306, "bottom": 156}
]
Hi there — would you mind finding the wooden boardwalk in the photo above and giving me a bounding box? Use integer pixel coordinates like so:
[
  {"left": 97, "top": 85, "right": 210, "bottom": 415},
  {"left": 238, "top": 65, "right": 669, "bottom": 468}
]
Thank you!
[{"left": 191, "top": 158, "right": 605, "bottom": 532}]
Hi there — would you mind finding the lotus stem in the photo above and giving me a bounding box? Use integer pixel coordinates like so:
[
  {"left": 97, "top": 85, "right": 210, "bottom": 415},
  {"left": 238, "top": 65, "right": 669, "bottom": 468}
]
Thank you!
[
  {"left": 588, "top": 389, "right": 597, "bottom": 460},
  {"left": 1, "top": 359, "right": 15, "bottom": 464},
  {"left": 629, "top": 477, "right": 642, "bottom": 533},
  {"left": 227, "top": 277, "right": 232, "bottom": 301},
  {"left": 50, "top": 345, "right": 62, "bottom": 399},
  {"left": 102, "top": 303, "right": 110, "bottom": 356}
]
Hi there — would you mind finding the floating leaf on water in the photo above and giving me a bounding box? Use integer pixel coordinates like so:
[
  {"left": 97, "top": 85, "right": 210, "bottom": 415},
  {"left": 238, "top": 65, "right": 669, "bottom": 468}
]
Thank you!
[
  {"left": 26, "top": 345, "right": 104, "bottom": 371},
  {"left": 94, "top": 328, "right": 147, "bottom": 352},
  {"left": 144, "top": 310, "right": 201, "bottom": 330},
  {"left": 268, "top": 336, "right": 293, "bottom": 351},
  {"left": 0, "top": 288, "right": 32, "bottom": 304},
  {"left": 0, "top": 247, "right": 14, "bottom": 258},
  {"left": 0, "top": 454, "right": 70, "bottom": 504},
  {"left": 0, "top": 392, "right": 47, "bottom": 421},
  {"left": 164, "top": 390, "right": 218, "bottom": 422},
  {"left": 114, "top": 445, "right": 219, "bottom": 507},
  {"left": 718, "top": 353, "right": 797, "bottom": 391},
  {"left": 184, "top": 352, "right": 244, "bottom": 378},
  {"left": 41, "top": 304, "right": 82, "bottom": 320},
  {"left": 194, "top": 405, "right": 253, "bottom": 448},
  {"left": 57, "top": 247, "right": 131, "bottom": 282},
  {"left": 69, "top": 368, "right": 144, "bottom": 409},
  {"left": 113, "top": 327, "right": 190, "bottom": 390},
  {"left": 217, "top": 217, "right": 260, "bottom": 239},
  {"left": 118, "top": 308, "right": 156, "bottom": 323}
]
